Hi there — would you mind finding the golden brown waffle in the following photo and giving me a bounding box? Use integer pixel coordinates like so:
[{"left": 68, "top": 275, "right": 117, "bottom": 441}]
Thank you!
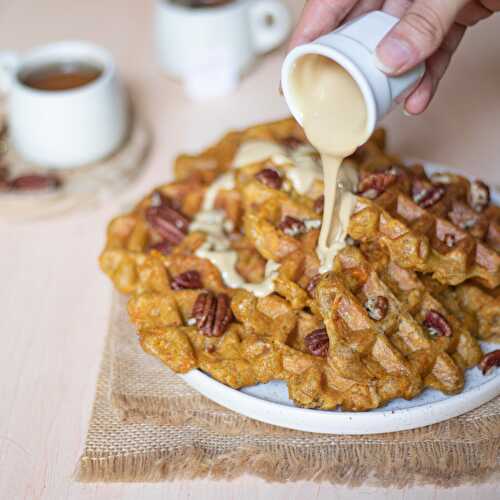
[
  {"left": 100, "top": 117, "right": 499, "bottom": 411},
  {"left": 349, "top": 166, "right": 500, "bottom": 289}
]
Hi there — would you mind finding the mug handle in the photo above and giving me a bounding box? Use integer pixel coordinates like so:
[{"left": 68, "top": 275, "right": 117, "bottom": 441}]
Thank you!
[
  {"left": 249, "top": 0, "right": 292, "bottom": 55},
  {"left": 0, "top": 51, "right": 19, "bottom": 94}
]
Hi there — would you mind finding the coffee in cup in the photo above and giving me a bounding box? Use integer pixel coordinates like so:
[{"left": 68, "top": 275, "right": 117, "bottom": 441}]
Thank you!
[{"left": 19, "top": 62, "right": 103, "bottom": 92}]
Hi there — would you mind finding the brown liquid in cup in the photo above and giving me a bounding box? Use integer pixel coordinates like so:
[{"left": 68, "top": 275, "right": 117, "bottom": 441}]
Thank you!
[
  {"left": 20, "top": 62, "right": 103, "bottom": 92},
  {"left": 172, "top": 0, "right": 234, "bottom": 8}
]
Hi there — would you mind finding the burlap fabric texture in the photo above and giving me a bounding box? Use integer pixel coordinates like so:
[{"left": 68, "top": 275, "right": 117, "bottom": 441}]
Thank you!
[{"left": 76, "top": 293, "right": 500, "bottom": 486}]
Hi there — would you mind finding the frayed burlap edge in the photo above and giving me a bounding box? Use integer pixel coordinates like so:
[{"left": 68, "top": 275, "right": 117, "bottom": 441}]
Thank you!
[{"left": 77, "top": 440, "right": 500, "bottom": 487}]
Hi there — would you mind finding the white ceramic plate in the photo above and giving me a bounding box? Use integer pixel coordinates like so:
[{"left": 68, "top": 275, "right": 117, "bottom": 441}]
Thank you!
[{"left": 181, "top": 163, "right": 500, "bottom": 434}]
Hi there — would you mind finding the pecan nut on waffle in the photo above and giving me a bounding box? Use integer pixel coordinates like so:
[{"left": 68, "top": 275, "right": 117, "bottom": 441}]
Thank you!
[{"left": 100, "top": 118, "right": 500, "bottom": 411}]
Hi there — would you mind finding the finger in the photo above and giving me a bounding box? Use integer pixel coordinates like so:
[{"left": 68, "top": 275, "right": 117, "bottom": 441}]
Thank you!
[
  {"left": 480, "top": 0, "right": 500, "bottom": 11},
  {"left": 404, "top": 23, "right": 466, "bottom": 114},
  {"left": 382, "top": 0, "right": 412, "bottom": 18},
  {"left": 375, "top": 0, "right": 468, "bottom": 75},
  {"left": 345, "top": 0, "right": 384, "bottom": 21},
  {"left": 288, "top": 0, "right": 358, "bottom": 51},
  {"left": 456, "top": 1, "right": 493, "bottom": 25}
]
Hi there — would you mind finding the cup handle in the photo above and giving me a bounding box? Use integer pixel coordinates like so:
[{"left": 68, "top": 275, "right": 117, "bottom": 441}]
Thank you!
[
  {"left": 0, "top": 51, "right": 19, "bottom": 94},
  {"left": 248, "top": 0, "right": 292, "bottom": 55}
]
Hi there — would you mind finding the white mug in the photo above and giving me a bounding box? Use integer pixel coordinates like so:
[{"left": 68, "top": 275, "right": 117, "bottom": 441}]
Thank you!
[
  {"left": 155, "top": 0, "right": 292, "bottom": 99},
  {"left": 281, "top": 11, "right": 425, "bottom": 138},
  {"left": 0, "top": 41, "right": 129, "bottom": 169}
]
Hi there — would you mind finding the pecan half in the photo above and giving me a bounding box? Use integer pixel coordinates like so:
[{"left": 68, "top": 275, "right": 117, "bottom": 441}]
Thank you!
[
  {"left": 468, "top": 180, "right": 490, "bottom": 213},
  {"left": 278, "top": 215, "right": 306, "bottom": 237},
  {"left": 304, "top": 328, "right": 329, "bottom": 357},
  {"left": 145, "top": 205, "right": 190, "bottom": 245},
  {"left": 255, "top": 168, "right": 283, "bottom": 189},
  {"left": 412, "top": 180, "right": 445, "bottom": 209},
  {"left": 306, "top": 274, "right": 321, "bottom": 296},
  {"left": 357, "top": 167, "right": 398, "bottom": 199},
  {"left": 479, "top": 350, "right": 500, "bottom": 375},
  {"left": 10, "top": 174, "right": 61, "bottom": 191},
  {"left": 364, "top": 295, "right": 389, "bottom": 321},
  {"left": 192, "top": 291, "right": 232, "bottom": 337},
  {"left": 171, "top": 270, "right": 203, "bottom": 290},
  {"left": 423, "top": 310, "right": 452, "bottom": 337},
  {"left": 313, "top": 195, "right": 324, "bottom": 214}
]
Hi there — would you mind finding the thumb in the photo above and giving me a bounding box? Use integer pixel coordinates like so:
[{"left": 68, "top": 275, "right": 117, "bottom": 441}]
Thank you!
[{"left": 376, "top": 0, "right": 467, "bottom": 75}]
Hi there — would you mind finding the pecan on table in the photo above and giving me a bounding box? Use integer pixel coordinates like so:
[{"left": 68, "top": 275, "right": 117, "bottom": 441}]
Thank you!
[
  {"left": 10, "top": 174, "right": 62, "bottom": 191},
  {"left": 411, "top": 179, "right": 445, "bottom": 209},
  {"left": 255, "top": 168, "right": 283, "bottom": 190},
  {"left": 145, "top": 203, "right": 190, "bottom": 246},
  {"left": 423, "top": 310, "right": 452, "bottom": 337},
  {"left": 305, "top": 327, "right": 329, "bottom": 357},
  {"left": 171, "top": 270, "right": 203, "bottom": 290},
  {"left": 357, "top": 166, "right": 398, "bottom": 199},
  {"left": 278, "top": 215, "right": 306, "bottom": 237},
  {"left": 192, "top": 291, "right": 233, "bottom": 337},
  {"left": 364, "top": 295, "right": 389, "bottom": 321},
  {"left": 479, "top": 350, "right": 500, "bottom": 375},
  {"left": 468, "top": 180, "right": 490, "bottom": 213}
]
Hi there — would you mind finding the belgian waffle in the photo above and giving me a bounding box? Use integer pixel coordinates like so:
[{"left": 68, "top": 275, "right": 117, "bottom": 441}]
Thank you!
[{"left": 100, "top": 118, "right": 500, "bottom": 411}]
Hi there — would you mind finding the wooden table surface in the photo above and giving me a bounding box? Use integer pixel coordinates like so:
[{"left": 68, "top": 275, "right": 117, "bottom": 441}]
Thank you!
[{"left": 1, "top": 1, "right": 499, "bottom": 499}]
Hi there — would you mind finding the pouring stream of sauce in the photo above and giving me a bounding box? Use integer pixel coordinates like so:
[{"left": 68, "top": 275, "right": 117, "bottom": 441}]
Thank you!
[
  {"left": 191, "top": 55, "right": 369, "bottom": 295},
  {"left": 292, "top": 54, "right": 369, "bottom": 270}
]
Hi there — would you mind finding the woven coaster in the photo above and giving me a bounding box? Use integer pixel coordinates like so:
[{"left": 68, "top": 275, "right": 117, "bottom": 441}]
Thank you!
[
  {"left": 0, "top": 102, "right": 150, "bottom": 221},
  {"left": 76, "top": 292, "right": 500, "bottom": 486}
]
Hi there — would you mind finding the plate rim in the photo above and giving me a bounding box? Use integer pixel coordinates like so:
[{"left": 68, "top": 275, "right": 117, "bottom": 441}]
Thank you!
[{"left": 181, "top": 366, "right": 500, "bottom": 435}]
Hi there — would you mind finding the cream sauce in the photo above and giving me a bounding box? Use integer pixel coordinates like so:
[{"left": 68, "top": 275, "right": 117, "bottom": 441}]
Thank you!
[
  {"left": 232, "top": 140, "right": 287, "bottom": 168},
  {"left": 291, "top": 54, "right": 369, "bottom": 271},
  {"left": 190, "top": 167, "right": 280, "bottom": 297}
]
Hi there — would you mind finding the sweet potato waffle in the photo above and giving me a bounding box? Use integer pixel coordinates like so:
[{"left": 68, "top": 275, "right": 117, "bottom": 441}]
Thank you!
[{"left": 100, "top": 118, "right": 500, "bottom": 411}]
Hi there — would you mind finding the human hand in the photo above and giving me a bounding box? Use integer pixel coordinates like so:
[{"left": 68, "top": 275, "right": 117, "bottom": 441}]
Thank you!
[{"left": 288, "top": 1, "right": 499, "bottom": 114}]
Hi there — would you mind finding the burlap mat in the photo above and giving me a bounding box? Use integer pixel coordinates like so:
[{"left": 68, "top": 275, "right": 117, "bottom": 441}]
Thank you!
[
  {"left": 76, "top": 292, "right": 500, "bottom": 486},
  {"left": 0, "top": 100, "right": 150, "bottom": 221}
]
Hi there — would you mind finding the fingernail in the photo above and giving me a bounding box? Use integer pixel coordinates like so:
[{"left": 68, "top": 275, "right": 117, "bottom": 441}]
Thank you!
[
  {"left": 403, "top": 108, "right": 412, "bottom": 117},
  {"left": 376, "top": 36, "right": 413, "bottom": 74}
]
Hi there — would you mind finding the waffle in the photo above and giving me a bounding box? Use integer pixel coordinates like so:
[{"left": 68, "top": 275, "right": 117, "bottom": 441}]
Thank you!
[{"left": 100, "top": 118, "right": 500, "bottom": 411}]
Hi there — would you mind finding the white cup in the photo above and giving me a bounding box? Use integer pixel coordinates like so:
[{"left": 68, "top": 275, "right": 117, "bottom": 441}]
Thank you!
[
  {"left": 281, "top": 11, "right": 425, "bottom": 137},
  {"left": 0, "top": 41, "right": 129, "bottom": 169},
  {"left": 155, "top": 0, "right": 292, "bottom": 99}
]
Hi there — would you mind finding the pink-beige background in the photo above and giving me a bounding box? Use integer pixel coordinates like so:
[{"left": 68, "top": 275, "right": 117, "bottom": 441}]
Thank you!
[{"left": 0, "top": 0, "right": 499, "bottom": 498}]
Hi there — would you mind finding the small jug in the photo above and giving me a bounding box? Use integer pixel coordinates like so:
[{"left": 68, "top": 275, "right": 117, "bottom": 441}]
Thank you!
[{"left": 281, "top": 11, "right": 425, "bottom": 137}]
